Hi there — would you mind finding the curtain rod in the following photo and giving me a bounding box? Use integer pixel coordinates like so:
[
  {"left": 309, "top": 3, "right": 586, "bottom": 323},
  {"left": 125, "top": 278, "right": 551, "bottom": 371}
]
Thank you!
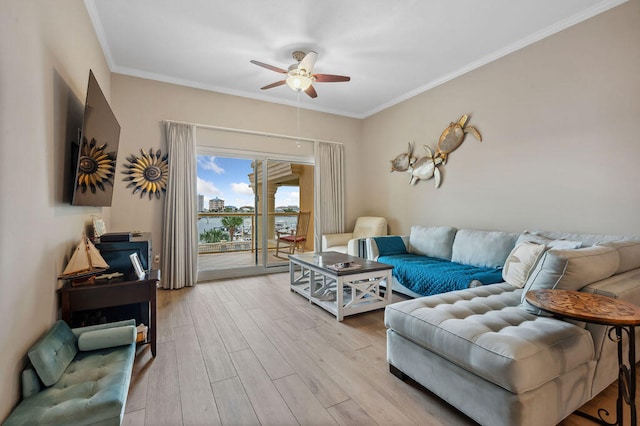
[{"left": 161, "top": 120, "right": 343, "bottom": 145}]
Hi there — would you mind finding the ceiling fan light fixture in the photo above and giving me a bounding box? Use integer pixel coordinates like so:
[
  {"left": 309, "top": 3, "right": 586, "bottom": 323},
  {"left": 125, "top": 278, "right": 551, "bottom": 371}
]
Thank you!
[
  {"left": 251, "top": 50, "right": 347, "bottom": 99},
  {"left": 286, "top": 70, "right": 312, "bottom": 92}
]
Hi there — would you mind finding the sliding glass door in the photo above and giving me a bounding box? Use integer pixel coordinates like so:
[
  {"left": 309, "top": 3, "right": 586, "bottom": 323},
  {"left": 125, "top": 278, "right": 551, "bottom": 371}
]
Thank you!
[{"left": 196, "top": 151, "right": 313, "bottom": 281}]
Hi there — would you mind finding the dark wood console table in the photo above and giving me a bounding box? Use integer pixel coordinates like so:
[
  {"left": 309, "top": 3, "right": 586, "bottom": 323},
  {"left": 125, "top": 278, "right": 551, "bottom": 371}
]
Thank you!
[
  {"left": 59, "top": 269, "right": 160, "bottom": 356},
  {"left": 526, "top": 289, "right": 640, "bottom": 425}
]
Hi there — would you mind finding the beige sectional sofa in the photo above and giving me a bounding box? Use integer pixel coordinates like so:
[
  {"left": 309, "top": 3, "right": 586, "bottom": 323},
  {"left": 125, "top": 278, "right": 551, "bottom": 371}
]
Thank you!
[{"left": 374, "top": 228, "right": 640, "bottom": 426}]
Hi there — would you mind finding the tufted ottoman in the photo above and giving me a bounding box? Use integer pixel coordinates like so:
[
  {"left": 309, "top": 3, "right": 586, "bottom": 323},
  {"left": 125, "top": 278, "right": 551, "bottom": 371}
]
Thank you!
[{"left": 385, "top": 283, "right": 597, "bottom": 426}]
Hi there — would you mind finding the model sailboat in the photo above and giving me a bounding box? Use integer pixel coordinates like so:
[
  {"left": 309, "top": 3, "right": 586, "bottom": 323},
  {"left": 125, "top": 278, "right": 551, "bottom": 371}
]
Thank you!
[{"left": 59, "top": 233, "right": 109, "bottom": 285}]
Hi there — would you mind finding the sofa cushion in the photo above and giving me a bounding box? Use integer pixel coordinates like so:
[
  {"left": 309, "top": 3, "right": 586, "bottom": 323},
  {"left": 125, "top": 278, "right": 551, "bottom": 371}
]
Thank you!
[
  {"left": 78, "top": 325, "right": 136, "bottom": 351},
  {"left": 451, "top": 229, "right": 518, "bottom": 268},
  {"left": 516, "top": 231, "right": 582, "bottom": 249},
  {"left": 28, "top": 320, "right": 78, "bottom": 386},
  {"left": 373, "top": 236, "right": 407, "bottom": 256},
  {"left": 384, "top": 284, "right": 595, "bottom": 393},
  {"left": 408, "top": 225, "right": 457, "bottom": 260},
  {"left": 520, "top": 246, "right": 620, "bottom": 314},
  {"left": 597, "top": 239, "right": 640, "bottom": 274},
  {"left": 502, "top": 242, "right": 547, "bottom": 288}
]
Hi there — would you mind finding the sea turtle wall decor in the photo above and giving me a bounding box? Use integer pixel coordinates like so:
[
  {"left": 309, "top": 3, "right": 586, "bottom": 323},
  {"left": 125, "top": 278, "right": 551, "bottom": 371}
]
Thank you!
[
  {"left": 390, "top": 141, "right": 416, "bottom": 172},
  {"left": 436, "top": 114, "right": 482, "bottom": 164},
  {"left": 409, "top": 145, "right": 444, "bottom": 187},
  {"left": 122, "top": 148, "right": 169, "bottom": 199},
  {"left": 389, "top": 114, "right": 482, "bottom": 188}
]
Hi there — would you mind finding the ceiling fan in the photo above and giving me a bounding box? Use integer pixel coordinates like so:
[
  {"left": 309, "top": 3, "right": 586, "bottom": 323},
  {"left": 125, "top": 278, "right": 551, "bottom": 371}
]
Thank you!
[{"left": 250, "top": 50, "right": 350, "bottom": 98}]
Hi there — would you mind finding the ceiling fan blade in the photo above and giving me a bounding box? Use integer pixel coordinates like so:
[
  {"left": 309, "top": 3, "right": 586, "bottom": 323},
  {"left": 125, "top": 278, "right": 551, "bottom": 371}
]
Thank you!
[
  {"left": 250, "top": 60, "right": 287, "bottom": 74},
  {"left": 314, "top": 74, "right": 351, "bottom": 83},
  {"left": 298, "top": 51, "right": 318, "bottom": 73},
  {"left": 260, "top": 80, "right": 286, "bottom": 90},
  {"left": 304, "top": 85, "right": 318, "bottom": 98}
]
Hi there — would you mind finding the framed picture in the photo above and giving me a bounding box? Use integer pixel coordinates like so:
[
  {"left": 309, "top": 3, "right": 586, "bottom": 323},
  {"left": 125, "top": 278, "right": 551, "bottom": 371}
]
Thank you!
[
  {"left": 93, "top": 217, "right": 107, "bottom": 237},
  {"left": 129, "top": 253, "right": 145, "bottom": 280}
]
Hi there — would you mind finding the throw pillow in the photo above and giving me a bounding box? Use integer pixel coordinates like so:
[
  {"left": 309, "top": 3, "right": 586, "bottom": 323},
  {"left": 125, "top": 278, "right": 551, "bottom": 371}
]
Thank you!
[
  {"left": 520, "top": 246, "right": 620, "bottom": 314},
  {"left": 373, "top": 236, "right": 407, "bottom": 256},
  {"left": 77, "top": 325, "right": 136, "bottom": 351},
  {"left": 502, "top": 242, "right": 547, "bottom": 288},
  {"left": 408, "top": 225, "right": 457, "bottom": 260}
]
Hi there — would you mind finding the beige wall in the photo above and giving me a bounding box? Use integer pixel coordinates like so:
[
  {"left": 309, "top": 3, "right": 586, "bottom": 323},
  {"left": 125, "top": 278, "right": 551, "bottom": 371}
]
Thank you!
[
  {"left": 0, "top": 0, "right": 112, "bottom": 419},
  {"left": 2, "top": 0, "right": 639, "bottom": 420},
  {"left": 109, "top": 75, "right": 362, "bottom": 264},
  {"left": 362, "top": 0, "right": 640, "bottom": 236}
]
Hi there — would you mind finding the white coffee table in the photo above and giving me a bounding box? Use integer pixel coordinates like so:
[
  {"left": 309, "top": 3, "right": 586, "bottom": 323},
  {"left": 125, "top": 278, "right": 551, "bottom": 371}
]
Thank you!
[{"left": 289, "top": 252, "right": 393, "bottom": 321}]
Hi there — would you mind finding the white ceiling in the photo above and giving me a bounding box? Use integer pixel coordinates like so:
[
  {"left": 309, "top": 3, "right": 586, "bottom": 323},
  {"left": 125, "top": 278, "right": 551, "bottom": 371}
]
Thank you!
[{"left": 85, "top": 0, "right": 627, "bottom": 119}]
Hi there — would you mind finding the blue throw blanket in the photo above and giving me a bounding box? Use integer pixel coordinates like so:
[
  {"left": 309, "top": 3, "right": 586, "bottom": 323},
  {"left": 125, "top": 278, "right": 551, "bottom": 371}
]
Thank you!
[{"left": 377, "top": 253, "right": 504, "bottom": 296}]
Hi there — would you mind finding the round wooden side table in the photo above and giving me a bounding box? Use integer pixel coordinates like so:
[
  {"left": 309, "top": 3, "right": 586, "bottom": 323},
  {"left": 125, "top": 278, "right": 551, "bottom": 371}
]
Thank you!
[{"left": 526, "top": 289, "right": 640, "bottom": 426}]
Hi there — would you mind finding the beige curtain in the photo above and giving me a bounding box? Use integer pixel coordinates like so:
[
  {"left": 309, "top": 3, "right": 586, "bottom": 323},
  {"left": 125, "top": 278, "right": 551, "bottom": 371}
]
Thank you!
[
  {"left": 161, "top": 122, "right": 197, "bottom": 289},
  {"left": 314, "top": 141, "right": 345, "bottom": 251}
]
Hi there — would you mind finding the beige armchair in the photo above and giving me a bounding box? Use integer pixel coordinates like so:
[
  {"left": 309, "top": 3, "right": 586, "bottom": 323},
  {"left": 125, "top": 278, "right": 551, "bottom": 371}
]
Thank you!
[{"left": 322, "top": 216, "right": 387, "bottom": 257}]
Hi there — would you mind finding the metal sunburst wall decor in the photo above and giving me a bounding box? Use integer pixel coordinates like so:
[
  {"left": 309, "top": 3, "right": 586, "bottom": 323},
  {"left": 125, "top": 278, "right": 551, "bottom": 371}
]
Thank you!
[
  {"left": 76, "top": 137, "right": 116, "bottom": 193},
  {"left": 122, "top": 148, "right": 169, "bottom": 199}
]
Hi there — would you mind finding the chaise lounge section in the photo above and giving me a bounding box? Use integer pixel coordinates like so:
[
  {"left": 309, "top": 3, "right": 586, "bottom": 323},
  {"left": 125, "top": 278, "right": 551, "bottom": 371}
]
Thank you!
[{"left": 381, "top": 228, "right": 640, "bottom": 425}]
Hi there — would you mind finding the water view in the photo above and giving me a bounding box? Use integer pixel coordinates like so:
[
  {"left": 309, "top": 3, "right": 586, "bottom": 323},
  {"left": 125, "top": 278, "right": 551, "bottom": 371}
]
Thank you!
[{"left": 197, "top": 215, "right": 298, "bottom": 243}]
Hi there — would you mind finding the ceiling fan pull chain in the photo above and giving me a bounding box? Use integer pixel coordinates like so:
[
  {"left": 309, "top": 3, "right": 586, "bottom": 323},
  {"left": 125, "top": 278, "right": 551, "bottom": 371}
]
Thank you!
[{"left": 296, "top": 92, "right": 301, "bottom": 148}]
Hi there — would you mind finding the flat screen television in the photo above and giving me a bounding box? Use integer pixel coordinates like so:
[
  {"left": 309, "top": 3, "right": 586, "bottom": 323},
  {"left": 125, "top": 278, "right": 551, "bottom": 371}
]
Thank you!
[{"left": 71, "top": 70, "right": 121, "bottom": 206}]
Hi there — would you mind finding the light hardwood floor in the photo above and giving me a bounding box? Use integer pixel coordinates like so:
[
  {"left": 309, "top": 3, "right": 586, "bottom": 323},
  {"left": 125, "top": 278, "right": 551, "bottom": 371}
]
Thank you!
[{"left": 123, "top": 273, "right": 633, "bottom": 426}]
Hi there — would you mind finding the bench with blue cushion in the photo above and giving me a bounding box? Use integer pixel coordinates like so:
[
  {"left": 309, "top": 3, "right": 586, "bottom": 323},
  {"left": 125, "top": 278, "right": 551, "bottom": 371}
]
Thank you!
[{"left": 3, "top": 319, "right": 136, "bottom": 426}]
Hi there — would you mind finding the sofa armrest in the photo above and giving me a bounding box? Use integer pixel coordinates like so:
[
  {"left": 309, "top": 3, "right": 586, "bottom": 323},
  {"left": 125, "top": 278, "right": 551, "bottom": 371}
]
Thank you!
[
  {"left": 347, "top": 239, "right": 361, "bottom": 256},
  {"left": 71, "top": 319, "right": 136, "bottom": 339},
  {"left": 322, "top": 233, "right": 354, "bottom": 251},
  {"left": 365, "top": 235, "right": 409, "bottom": 260},
  {"left": 21, "top": 367, "right": 41, "bottom": 399}
]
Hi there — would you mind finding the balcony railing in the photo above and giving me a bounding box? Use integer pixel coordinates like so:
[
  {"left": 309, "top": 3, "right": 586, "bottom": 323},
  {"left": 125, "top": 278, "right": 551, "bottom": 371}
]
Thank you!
[{"left": 197, "top": 211, "right": 299, "bottom": 254}]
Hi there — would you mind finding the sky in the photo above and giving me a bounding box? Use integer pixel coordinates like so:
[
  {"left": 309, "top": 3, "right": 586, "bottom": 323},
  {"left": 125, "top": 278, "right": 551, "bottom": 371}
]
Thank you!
[{"left": 197, "top": 155, "right": 299, "bottom": 209}]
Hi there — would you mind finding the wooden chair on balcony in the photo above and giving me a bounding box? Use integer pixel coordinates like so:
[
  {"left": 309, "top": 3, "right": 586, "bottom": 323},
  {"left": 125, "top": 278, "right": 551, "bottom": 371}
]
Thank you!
[{"left": 275, "top": 211, "right": 311, "bottom": 259}]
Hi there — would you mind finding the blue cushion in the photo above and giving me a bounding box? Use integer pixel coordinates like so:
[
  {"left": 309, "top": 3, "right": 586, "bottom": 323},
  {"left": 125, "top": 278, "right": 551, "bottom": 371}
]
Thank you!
[
  {"left": 28, "top": 320, "right": 78, "bottom": 386},
  {"left": 374, "top": 236, "right": 407, "bottom": 256},
  {"left": 78, "top": 325, "right": 136, "bottom": 351},
  {"left": 378, "top": 253, "right": 504, "bottom": 296}
]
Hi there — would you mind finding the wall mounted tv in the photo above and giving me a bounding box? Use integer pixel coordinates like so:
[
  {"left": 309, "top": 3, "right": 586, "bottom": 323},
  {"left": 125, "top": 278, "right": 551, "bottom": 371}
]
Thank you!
[{"left": 71, "top": 70, "right": 121, "bottom": 206}]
